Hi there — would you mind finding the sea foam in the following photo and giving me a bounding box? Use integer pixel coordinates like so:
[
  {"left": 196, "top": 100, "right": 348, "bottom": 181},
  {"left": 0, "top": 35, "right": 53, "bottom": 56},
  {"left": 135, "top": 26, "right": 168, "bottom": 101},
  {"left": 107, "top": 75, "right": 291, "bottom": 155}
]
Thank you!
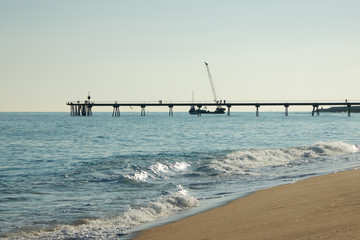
[
  {"left": 124, "top": 161, "right": 190, "bottom": 182},
  {"left": 210, "top": 142, "right": 358, "bottom": 175},
  {"left": 6, "top": 185, "right": 198, "bottom": 240}
]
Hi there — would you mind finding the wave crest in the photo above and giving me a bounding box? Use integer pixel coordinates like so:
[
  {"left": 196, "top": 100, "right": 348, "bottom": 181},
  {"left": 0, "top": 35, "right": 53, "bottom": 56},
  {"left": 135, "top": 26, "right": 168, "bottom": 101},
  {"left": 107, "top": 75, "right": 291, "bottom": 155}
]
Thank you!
[
  {"left": 210, "top": 142, "right": 358, "bottom": 175},
  {"left": 124, "top": 161, "right": 190, "bottom": 182},
  {"left": 10, "top": 185, "right": 198, "bottom": 240}
]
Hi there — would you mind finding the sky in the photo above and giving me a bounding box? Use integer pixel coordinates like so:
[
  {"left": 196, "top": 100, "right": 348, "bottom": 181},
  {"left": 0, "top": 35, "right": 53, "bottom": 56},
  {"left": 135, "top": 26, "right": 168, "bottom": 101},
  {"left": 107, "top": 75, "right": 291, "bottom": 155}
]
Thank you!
[{"left": 1, "top": 0, "right": 359, "bottom": 112}]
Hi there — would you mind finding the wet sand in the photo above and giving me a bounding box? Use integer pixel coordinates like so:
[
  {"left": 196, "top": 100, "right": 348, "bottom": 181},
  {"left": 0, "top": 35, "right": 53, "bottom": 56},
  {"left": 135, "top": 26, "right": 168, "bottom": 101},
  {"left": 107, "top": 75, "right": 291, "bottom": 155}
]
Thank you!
[{"left": 134, "top": 168, "right": 360, "bottom": 240}]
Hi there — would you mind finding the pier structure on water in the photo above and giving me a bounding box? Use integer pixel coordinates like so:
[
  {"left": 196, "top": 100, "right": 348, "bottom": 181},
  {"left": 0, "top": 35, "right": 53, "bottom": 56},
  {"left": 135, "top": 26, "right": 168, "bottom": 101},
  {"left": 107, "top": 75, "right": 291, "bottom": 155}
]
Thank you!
[{"left": 67, "top": 94, "right": 360, "bottom": 117}]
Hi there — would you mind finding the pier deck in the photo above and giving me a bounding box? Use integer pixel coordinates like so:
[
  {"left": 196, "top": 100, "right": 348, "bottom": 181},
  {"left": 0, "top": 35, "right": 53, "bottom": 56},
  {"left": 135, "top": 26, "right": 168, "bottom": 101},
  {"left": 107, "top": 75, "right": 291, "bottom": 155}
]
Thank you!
[{"left": 66, "top": 99, "right": 360, "bottom": 117}]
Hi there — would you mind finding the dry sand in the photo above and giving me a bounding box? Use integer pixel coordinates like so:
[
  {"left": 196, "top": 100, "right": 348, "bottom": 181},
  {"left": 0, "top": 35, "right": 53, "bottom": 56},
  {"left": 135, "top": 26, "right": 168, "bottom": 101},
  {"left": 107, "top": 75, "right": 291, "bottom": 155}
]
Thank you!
[{"left": 134, "top": 168, "right": 360, "bottom": 240}]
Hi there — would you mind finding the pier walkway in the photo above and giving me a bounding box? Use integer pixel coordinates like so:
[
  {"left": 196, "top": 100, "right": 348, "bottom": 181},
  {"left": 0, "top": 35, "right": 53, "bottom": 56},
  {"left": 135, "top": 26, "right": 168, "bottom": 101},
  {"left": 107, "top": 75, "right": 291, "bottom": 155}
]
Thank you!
[{"left": 66, "top": 98, "right": 360, "bottom": 117}]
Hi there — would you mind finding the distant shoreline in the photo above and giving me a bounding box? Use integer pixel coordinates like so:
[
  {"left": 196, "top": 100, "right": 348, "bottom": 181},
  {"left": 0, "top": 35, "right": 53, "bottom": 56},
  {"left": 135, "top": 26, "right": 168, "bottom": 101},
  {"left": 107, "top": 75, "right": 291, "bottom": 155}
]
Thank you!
[{"left": 319, "top": 106, "right": 360, "bottom": 112}]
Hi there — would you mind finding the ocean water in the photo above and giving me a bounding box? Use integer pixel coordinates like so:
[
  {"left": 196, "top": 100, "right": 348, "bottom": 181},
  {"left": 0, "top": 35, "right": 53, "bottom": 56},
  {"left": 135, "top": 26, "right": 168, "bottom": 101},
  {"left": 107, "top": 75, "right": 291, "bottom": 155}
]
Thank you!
[{"left": 1, "top": 111, "right": 360, "bottom": 239}]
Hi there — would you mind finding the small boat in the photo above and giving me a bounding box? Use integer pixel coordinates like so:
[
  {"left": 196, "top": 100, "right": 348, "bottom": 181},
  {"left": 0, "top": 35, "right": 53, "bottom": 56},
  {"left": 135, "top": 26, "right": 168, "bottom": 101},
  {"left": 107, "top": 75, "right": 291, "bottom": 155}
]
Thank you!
[{"left": 189, "top": 106, "right": 225, "bottom": 115}]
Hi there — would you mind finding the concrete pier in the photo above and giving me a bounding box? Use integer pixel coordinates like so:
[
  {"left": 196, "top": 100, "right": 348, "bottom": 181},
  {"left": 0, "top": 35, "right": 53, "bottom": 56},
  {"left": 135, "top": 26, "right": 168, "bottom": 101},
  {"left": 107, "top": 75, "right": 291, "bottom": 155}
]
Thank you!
[{"left": 67, "top": 97, "right": 360, "bottom": 117}]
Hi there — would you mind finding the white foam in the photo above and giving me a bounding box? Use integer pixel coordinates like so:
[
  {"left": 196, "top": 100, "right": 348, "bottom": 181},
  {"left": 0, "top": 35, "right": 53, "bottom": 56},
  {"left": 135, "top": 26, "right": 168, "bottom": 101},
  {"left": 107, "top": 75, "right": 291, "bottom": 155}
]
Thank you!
[
  {"left": 210, "top": 142, "right": 358, "bottom": 175},
  {"left": 8, "top": 186, "right": 199, "bottom": 240},
  {"left": 125, "top": 161, "right": 190, "bottom": 182},
  {"left": 149, "top": 162, "right": 169, "bottom": 175},
  {"left": 149, "top": 161, "right": 190, "bottom": 176},
  {"left": 172, "top": 162, "right": 190, "bottom": 171},
  {"left": 124, "top": 170, "right": 153, "bottom": 182}
]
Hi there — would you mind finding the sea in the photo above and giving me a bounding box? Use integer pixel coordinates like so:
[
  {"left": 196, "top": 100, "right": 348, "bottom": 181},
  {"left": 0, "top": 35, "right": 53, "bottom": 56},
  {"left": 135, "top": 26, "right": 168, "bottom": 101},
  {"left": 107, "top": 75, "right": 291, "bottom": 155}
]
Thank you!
[{"left": 1, "top": 111, "right": 360, "bottom": 239}]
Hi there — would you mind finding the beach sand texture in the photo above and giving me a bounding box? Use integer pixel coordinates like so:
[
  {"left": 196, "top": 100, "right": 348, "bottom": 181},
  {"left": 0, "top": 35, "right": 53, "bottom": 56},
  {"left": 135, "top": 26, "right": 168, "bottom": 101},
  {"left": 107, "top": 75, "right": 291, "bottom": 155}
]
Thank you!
[{"left": 134, "top": 168, "right": 360, "bottom": 240}]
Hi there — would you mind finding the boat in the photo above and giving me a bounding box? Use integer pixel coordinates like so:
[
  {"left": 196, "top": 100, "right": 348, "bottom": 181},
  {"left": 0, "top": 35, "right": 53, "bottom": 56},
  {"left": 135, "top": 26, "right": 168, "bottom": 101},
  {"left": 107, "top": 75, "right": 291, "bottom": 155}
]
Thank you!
[{"left": 189, "top": 105, "right": 226, "bottom": 115}]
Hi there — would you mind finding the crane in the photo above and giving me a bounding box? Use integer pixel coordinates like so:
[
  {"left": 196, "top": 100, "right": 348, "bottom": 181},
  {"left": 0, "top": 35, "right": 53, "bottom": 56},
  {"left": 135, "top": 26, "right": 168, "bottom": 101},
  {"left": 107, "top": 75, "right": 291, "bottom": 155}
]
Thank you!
[
  {"left": 188, "top": 62, "right": 225, "bottom": 114},
  {"left": 204, "top": 62, "right": 219, "bottom": 104}
]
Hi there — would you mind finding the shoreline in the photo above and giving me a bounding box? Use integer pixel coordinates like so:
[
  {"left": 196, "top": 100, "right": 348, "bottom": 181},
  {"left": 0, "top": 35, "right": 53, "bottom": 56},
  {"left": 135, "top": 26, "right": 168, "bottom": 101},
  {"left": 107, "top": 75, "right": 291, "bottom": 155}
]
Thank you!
[{"left": 133, "top": 168, "right": 360, "bottom": 240}]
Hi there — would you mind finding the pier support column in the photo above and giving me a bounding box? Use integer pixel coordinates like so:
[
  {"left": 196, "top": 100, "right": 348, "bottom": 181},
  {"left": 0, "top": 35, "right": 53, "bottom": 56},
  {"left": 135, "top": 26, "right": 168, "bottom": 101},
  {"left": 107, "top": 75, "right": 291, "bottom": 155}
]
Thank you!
[
  {"left": 81, "top": 104, "right": 87, "bottom": 116},
  {"left": 227, "top": 105, "right": 231, "bottom": 116},
  {"left": 312, "top": 105, "right": 319, "bottom": 116},
  {"left": 113, "top": 105, "right": 120, "bottom": 117},
  {"left": 197, "top": 105, "right": 202, "bottom": 116},
  {"left": 76, "top": 103, "right": 81, "bottom": 116},
  {"left": 347, "top": 104, "right": 351, "bottom": 117},
  {"left": 284, "top": 104, "right": 289, "bottom": 117},
  {"left": 86, "top": 105, "right": 92, "bottom": 116},
  {"left": 68, "top": 99, "right": 91, "bottom": 117},
  {"left": 255, "top": 104, "right": 260, "bottom": 117},
  {"left": 169, "top": 105, "right": 173, "bottom": 116},
  {"left": 141, "top": 105, "right": 146, "bottom": 116},
  {"left": 70, "top": 105, "right": 75, "bottom": 116}
]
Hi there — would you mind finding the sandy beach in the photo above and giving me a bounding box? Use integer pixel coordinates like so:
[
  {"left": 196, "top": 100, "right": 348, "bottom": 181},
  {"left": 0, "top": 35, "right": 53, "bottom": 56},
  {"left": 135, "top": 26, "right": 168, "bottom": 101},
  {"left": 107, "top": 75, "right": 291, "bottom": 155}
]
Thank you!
[{"left": 134, "top": 168, "right": 360, "bottom": 240}]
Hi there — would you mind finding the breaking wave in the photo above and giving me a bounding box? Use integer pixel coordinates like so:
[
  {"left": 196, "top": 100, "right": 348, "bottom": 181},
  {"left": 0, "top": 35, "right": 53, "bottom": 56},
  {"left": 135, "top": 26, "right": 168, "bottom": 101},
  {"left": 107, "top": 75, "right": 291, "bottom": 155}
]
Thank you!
[
  {"left": 124, "top": 161, "right": 190, "bottom": 182},
  {"left": 4, "top": 185, "right": 198, "bottom": 240},
  {"left": 210, "top": 142, "right": 358, "bottom": 175}
]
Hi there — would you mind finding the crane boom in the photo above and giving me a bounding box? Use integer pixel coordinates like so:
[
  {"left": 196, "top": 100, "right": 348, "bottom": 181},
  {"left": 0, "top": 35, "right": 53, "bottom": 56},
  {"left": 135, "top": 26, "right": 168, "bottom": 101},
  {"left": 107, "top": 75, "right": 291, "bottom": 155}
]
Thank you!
[{"left": 204, "top": 62, "right": 218, "bottom": 103}]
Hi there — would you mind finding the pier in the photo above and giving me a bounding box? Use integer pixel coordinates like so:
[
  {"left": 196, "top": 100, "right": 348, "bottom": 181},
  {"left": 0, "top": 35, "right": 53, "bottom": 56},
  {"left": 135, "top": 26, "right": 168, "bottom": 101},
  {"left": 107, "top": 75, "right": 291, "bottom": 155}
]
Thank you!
[{"left": 66, "top": 95, "right": 360, "bottom": 117}]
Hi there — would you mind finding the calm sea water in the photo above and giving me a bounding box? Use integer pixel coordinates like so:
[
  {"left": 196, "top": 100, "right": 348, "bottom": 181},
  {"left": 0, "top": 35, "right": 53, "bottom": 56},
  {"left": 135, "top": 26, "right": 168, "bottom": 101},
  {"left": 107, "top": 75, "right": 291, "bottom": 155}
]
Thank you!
[{"left": 1, "top": 111, "right": 360, "bottom": 239}]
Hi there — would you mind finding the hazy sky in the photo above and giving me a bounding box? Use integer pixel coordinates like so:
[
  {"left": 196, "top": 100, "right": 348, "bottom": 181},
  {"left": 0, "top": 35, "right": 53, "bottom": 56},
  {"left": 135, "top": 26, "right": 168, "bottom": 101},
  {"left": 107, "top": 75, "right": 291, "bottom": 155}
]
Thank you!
[{"left": 1, "top": 0, "right": 359, "bottom": 112}]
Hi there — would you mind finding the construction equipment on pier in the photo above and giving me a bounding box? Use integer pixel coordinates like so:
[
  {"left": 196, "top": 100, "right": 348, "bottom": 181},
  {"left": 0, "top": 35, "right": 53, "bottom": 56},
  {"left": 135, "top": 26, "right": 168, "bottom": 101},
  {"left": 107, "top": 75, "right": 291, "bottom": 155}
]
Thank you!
[{"left": 189, "top": 62, "right": 226, "bottom": 115}]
